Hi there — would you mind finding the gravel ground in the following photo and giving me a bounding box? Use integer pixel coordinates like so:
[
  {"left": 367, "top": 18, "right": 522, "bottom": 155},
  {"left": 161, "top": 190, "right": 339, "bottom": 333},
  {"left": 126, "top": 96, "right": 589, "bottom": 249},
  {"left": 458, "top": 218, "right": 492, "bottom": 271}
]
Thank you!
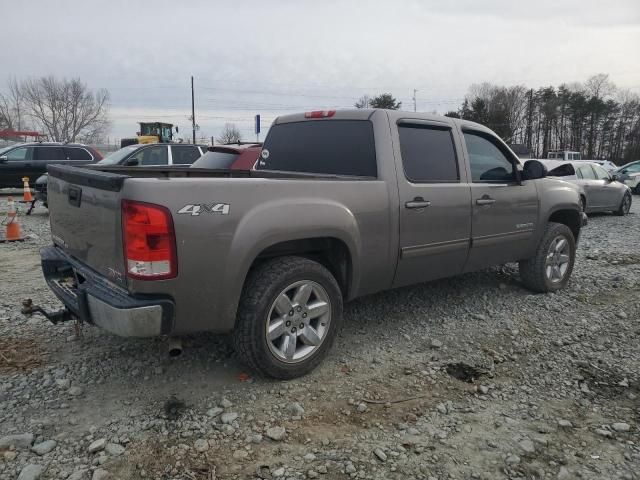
[{"left": 0, "top": 194, "right": 639, "bottom": 480}]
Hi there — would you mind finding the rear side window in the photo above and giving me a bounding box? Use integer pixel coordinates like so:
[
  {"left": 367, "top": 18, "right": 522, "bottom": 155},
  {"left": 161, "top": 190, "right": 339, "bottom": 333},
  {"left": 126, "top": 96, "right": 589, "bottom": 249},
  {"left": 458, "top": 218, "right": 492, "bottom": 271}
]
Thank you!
[
  {"left": 258, "top": 120, "right": 377, "bottom": 177},
  {"left": 171, "top": 146, "right": 201, "bottom": 164},
  {"left": 64, "top": 147, "right": 92, "bottom": 160},
  {"left": 191, "top": 151, "right": 238, "bottom": 169},
  {"left": 34, "top": 146, "right": 66, "bottom": 160},
  {"left": 398, "top": 125, "right": 459, "bottom": 182},
  {"left": 130, "top": 146, "right": 168, "bottom": 166}
]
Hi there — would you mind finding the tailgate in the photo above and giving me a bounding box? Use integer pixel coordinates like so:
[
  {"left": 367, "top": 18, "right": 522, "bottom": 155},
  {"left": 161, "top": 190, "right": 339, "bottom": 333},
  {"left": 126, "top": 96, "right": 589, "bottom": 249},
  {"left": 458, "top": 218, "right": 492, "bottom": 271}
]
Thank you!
[{"left": 47, "top": 165, "right": 128, "bottom": 288}]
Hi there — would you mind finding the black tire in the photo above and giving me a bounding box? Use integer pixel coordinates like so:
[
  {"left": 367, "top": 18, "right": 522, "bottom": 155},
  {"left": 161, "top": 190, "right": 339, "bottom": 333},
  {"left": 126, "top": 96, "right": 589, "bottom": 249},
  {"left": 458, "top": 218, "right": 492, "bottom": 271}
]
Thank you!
[
  {"left": 519, "top": 222, "right": 576, "bottom": 293},
  {"left": 633, "top": 184, "right": 640, "bottom": 196},
  {"left": 615, "top": 192, "right": 632, "bottom": 216},
  {"left": 233, "top": 256, "right": 343, "bottom": 379},
  {"left": 580, "top": 196, "right": 587, "bottom": 214}
]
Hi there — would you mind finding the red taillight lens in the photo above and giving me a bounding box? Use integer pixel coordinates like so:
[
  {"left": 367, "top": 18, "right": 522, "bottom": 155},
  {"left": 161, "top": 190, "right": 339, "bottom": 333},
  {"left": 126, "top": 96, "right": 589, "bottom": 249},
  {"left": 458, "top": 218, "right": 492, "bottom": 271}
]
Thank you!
[
  {"left": 122, "top": 200, "right": 177, "bottom": 280},
  {"left": 304, "top": 110, "right": 336, "bottom": 118}
]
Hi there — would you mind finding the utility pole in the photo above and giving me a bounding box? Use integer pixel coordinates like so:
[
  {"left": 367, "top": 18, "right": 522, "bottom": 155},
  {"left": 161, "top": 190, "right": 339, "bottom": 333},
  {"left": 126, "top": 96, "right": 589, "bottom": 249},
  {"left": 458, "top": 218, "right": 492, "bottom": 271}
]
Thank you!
[
  {"left": 412, "top": 89, "right": 417, "bottom": 112},
  {"left": 191, "top": 76, "right": 196, "bottom": 144},
  {"left": 526, "top": 88, "right": 534, "bottom": 154}
]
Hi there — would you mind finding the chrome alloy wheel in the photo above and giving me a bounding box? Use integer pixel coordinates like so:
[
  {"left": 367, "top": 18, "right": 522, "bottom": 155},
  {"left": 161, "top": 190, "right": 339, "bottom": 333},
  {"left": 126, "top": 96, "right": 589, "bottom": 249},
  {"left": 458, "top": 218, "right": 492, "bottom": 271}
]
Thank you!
[
  {"left": 265, "top": 280, "right": 331, "bottom": 363},
  {"left": 545, "top": 235, "right": 571, "bottom": 283}
]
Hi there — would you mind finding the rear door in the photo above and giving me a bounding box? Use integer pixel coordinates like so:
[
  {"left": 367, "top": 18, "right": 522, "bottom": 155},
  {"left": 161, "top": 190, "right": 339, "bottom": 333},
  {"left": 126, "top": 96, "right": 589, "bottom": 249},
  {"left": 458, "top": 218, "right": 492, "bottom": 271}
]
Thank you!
[
  {"left": 461, "top": 130, "right": 539, "bottom": 271},
  {"left": 0, "top": 146, "right": 34, "bottom": 187},
  {"left": 393, "top": 120, "right": 472, "bottom": 287}
]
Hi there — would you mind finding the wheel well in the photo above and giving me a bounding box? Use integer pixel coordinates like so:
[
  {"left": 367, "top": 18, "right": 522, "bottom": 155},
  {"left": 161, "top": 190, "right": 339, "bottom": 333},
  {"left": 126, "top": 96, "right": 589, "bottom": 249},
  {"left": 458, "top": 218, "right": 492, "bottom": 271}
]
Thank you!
[
  {"left": 548, "top": 209, "right": 581, "bottom": 240},
  {"left": 251, "top": 238, "right": 352, "bottom": 297}
]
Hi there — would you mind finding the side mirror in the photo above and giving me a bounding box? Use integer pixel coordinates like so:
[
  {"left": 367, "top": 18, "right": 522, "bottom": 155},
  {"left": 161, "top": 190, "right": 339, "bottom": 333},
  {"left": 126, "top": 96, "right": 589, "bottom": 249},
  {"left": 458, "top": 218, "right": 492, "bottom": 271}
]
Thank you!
[
  {"left": 125, "top": 158, "right": 139, "bottom": 166},
  {"left": 522, "top": 159, "right": 547, "bottom": 180},
  {"left": 0, "top": 156, "right": 7, "bottom": 164},
  {"left": 611, "top": 173, "right": 620, "bottom": 182}
]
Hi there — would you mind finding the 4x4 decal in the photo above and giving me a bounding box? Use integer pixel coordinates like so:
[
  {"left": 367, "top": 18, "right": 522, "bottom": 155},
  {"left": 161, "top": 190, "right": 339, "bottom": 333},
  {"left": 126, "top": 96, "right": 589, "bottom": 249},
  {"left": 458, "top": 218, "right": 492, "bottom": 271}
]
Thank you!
[{"left": 177, "top": 203, "right": 230, "bottom": 216}]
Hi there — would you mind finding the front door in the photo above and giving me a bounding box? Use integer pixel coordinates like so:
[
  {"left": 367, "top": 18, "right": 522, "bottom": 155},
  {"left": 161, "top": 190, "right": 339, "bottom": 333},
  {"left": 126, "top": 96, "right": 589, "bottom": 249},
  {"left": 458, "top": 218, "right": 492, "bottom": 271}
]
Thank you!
[
  {"left": 461, "top": 130, "right": 539, "bottom": 272},
  {"left": 1, "top": 146, "right": 34, "bottom": 187},
  {"left": 393, "top": 121, "right": 472, "bottom": 288},
  {"left": 592, "top": 164, "right": 620, "bottom": 209}
]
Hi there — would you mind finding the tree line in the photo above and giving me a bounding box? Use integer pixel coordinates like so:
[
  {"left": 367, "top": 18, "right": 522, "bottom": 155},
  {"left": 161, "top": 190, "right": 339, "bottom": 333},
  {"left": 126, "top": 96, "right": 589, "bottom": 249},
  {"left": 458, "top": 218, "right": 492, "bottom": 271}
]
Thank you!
[
  {"left": 445, "top": 74, "right": 640, "bottom": 163},
  {"left": 356, "top": 74, "right": 640, "bottom": 164},
  {"left": 0, "top": 77, "right": 110, "bottom": 143}
]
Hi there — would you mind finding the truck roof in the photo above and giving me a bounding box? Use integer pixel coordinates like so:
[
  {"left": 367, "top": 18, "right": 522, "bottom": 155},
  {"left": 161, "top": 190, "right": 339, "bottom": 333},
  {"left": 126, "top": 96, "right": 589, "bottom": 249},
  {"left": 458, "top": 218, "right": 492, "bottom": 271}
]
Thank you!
[{"left": 273, "top": 109, "right": 493, "bottom": 134}]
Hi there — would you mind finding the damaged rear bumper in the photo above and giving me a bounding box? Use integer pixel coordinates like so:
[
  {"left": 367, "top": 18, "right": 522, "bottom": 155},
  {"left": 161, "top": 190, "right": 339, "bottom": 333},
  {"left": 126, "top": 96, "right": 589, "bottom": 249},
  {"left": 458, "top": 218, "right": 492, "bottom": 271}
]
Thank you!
[{"left": 40, "top": 246, "right": 174, "bottom": 337}]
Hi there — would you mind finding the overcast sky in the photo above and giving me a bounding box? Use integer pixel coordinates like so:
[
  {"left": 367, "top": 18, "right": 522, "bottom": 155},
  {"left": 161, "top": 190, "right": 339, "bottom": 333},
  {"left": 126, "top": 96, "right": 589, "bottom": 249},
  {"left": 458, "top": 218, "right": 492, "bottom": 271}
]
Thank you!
[{"left": 1, "top": 0, "right": 639, "bottom": 143}]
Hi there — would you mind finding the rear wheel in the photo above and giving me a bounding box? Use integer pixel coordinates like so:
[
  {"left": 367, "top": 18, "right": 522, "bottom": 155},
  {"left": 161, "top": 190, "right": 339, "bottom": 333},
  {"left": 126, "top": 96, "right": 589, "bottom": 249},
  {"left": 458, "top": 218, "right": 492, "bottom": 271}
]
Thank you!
[
  {"left": 519, "top": 222, "right": 576, "bottom": 293},
  {"left": 233, "top": 256, "right": 343, "bottom": 379},
  {"left": 633, "top": 184, "right": 640, "bottom": 195},
  {"left": 615, "top": 192, "right": 632, "bottom": 216}
]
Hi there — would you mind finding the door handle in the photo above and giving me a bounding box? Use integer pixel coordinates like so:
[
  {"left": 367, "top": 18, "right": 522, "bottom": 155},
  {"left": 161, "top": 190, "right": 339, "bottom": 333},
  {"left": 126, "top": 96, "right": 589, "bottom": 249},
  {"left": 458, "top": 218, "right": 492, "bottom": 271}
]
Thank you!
[
  {"left": 405, "top": 197, "right": 431, "bottom": 209},
  {"left": 476, "top": 197, "right": 496, "bottom": 206}
]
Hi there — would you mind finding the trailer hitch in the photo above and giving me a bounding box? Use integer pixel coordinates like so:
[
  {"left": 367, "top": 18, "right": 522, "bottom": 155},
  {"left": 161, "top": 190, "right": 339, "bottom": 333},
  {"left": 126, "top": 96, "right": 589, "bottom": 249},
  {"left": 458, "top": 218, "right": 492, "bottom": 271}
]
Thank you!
[{"left": 21, "top": 298, "right": 76, "bottom": 325}]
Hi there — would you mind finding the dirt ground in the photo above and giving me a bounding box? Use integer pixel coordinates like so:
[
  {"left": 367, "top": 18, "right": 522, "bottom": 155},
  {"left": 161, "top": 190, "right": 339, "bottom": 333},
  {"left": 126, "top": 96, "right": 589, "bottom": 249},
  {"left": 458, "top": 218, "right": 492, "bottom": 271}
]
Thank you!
[{"left": 0, "top": 193, "right": 638, "bottom": 480}]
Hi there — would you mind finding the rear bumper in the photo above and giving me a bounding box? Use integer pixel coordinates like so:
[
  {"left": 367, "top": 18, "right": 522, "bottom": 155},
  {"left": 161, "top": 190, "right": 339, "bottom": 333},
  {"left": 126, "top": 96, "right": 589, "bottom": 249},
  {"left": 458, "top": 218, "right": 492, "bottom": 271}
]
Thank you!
[{"left": 40, "top": 246, "right": 174, "bottom": 337}]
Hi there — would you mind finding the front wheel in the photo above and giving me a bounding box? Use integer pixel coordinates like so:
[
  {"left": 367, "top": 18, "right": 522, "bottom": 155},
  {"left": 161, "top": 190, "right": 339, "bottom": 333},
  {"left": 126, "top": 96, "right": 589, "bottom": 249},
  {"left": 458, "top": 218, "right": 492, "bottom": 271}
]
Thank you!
[
  {"left": 519, "top": 222, "right": 576, "bottom": 293},
  {"left": 614, "top": 192, "right": 632, "bottom": 216},
  {"left": 233, "top": 256, "right": 343, "bottom": 379}
]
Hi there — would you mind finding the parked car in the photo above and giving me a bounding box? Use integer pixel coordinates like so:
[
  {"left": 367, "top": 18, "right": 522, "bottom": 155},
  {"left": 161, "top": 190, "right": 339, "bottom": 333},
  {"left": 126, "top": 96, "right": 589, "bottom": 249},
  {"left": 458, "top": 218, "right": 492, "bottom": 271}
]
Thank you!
[
  {"left": 191, "top": 144, "right": 262, "bottom": 170},
  {"left": 35, "top": 143, "right": 208, "bottom": 205},
  {"left": 615, "top": 160, "right": 640, "bottom": 194},
  {"left": 541, "top": 160, "right": 632, "bottom": 215},
  {"left": 96, "top": 143, "right": 207, "bottom": 167},
  {"left": 40, "top": 109, "right": 585, "bottom": 379},
  {"left": 0, "top": 142, "right": 102, "bottom": 188}
]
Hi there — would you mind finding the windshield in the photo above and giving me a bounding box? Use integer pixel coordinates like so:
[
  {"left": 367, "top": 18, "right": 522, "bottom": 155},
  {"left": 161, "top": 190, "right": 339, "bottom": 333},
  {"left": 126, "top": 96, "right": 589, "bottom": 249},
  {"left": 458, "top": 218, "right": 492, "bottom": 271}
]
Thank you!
[
  {"left": 0, "top": 145, "right": 16, "bottom": 156},
  {"left": 97, "top": 145, "right": 140, "bottom": 165},
  {"left": 191, "top": 151, "right": 238, "bottom": 169}
]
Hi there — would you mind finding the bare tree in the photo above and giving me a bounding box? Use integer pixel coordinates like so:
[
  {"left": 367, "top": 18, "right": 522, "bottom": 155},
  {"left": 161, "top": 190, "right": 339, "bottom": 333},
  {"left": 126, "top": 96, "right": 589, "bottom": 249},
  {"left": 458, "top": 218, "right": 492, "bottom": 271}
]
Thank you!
[
  {"left": 216, "top": 123, "right": 242, "bottom": 144},
  {"left": 0, "top": 77, "right": 27, "bottom": 132},
  {"left": 20, "top": 76, "right": 110, "bottom": 143},
  {"left": 354, "top": 95, "right": 371, "bottom": 109}
]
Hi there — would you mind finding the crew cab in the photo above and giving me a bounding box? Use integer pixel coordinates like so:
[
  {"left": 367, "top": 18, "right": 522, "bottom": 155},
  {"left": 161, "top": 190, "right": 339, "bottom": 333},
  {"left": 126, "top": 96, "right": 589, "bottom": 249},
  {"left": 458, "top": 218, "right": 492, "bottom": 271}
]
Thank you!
[{"left": 40, "top": 109, "right": 586, "bottom": 379}]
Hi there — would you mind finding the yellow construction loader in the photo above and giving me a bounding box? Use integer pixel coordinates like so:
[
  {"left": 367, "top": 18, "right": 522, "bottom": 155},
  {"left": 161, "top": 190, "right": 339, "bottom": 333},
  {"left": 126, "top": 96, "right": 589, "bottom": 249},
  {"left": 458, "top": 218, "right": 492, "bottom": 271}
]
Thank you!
[{"left": 120, "top": 122, "right": 178, "bottom": 148}]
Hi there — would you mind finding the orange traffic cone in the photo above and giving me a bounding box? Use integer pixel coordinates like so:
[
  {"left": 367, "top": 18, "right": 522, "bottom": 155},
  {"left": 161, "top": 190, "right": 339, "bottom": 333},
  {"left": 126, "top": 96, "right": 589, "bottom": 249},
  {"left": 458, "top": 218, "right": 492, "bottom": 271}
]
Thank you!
[
  {"left": 22, "top": 177, "right": 34, "bottom": 202},
  {"left": 2, "top": 196, "right": 23, "bottom": 242}
]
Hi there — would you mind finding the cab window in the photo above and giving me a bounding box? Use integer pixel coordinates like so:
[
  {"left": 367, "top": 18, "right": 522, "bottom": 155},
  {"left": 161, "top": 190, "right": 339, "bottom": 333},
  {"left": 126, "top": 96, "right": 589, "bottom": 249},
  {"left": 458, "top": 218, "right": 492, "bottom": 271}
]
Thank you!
[{"left": 464, "top": 132, "right": 516, "bottom": 183}]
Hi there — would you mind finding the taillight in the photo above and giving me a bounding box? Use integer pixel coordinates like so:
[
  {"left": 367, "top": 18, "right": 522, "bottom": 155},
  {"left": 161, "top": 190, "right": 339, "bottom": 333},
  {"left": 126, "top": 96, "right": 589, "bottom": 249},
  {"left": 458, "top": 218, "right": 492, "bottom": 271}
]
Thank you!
[
  {"left": 304, "top": 110, "right": 336, "bottom": 118},
  {"left": 122, "top": 200, "right": 177, "bottom": 280}
]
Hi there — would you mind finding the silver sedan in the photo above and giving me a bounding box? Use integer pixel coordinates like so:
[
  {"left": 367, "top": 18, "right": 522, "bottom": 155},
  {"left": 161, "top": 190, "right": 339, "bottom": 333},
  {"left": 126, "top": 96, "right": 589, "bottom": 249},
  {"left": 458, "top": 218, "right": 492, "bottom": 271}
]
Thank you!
[{"left": 540, "top": 160, "right": 632, "bottom": 216}]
